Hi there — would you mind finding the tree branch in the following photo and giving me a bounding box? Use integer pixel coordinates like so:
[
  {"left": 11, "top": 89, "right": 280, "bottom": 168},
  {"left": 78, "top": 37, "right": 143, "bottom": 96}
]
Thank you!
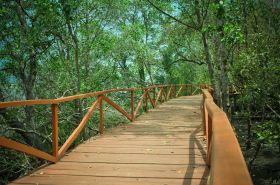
[
  {"left": 266, "top": 104, "right": 280, "bottom": 119},
  {"left": 202, "top": 0, "right": 211, "bottom": 23},
  {"left": 176, "top": 52, "right": 205, "bottom": 65},
  {"left": 15, "top": 0, "right": 29, "bottom": 34},
  {"left": 173, "top": 41, "right": 205, "bottom": 65},
  {"left": 3, "top": 127, "right": 52, "bottom": 144},
  {"left": 145, "top": 0, "right": 198, "bottom": 31}
]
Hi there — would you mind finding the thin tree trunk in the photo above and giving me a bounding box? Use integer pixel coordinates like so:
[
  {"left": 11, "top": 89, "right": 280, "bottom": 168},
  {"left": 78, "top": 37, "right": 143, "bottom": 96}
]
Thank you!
[
  {"left": 201, "top": 32, "right": 221, "bottom": 104},
  {"left": 15, "top": 0, "right": 39, "bottom": 148},
  {"left": 61, "top": 1, "right": 82, "bottom": 120},
  {"left": 138, "top": 60, "right": 145, "bottom": 85},
  {"left": 194, "top": 0, "right": 221, "bottom": 104},
  {"left": 142, "top": 9, "right": 154, "bottom": 85},
  {"left": 144, "top": 61, "right": 154, "bottom": 85},
  {"left": 246, "top": 106, "right": 252, "bottom": 149},
  {"left": 241, "top": 0, "right": 249, "bottom": 47},
  {"left": 215, "top": 0, "right": 229, "bottom": 112}
]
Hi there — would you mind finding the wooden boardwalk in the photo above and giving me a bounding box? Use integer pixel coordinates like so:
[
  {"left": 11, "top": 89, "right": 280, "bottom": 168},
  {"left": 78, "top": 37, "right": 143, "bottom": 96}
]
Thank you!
[{"left": 10, "top": 95, "right": 209, "bottom": 185}]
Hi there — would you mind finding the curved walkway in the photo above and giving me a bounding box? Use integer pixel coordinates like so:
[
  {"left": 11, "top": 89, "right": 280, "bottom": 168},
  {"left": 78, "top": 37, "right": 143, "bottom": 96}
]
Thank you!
[{"left": 11, "top": 95, "right": 208, "bottom": 185}]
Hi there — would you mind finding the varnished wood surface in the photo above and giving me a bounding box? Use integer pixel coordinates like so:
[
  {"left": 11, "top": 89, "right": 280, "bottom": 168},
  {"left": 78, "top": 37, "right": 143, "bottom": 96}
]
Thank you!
[
  {"left": 10, "top": 95, "right": 209, "bottom": 185},
  {"left": 202, "top": 90, "right": 253, "bottom": 185}
]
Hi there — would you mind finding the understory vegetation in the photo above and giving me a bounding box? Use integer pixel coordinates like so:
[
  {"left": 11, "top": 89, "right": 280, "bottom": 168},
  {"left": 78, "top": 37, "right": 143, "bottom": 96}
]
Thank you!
[{"left": 0, "top": 0, "right": 279, "bottom": 184}]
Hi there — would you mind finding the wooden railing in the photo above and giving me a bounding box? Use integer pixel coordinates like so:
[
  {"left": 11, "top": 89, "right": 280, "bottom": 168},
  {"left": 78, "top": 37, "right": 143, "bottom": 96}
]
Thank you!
[
  {"left": 0, "top": 84, "right": 207, "bottom": 163},
  {"left": 202, "top": 89, "right": 253, "bottom": 185}
]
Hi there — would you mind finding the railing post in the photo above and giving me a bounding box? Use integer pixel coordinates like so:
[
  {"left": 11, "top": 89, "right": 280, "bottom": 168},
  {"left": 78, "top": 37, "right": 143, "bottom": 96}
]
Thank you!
[
  {"left": 162, "top": 86, "right": 167, "bottom": 102},
  {"left": 160, "top": 87, "right": 163, "bottom": 103},
  {"left": 167, "top": 85, "right": 171, "bottom": 100},
  {"left": 202, "top": 95, "right": 206, "bottom": 136},
  {"left": 164, "top": 86, "right": 167, "bottom": 101},
  {"left": 174, "top": 85, "right": 176, "bottom": 97},
  {"left": 145, "top": 90, "right": 148, "bottom": 113},
  {"left": 99, "top": 96, "right": 104, "bottom": 135},
  {"left": 153, "top": 87, "right": 156, "bottom": 101},
  {"left": 51, "top": 104, "right": 58, "bottom": 161},
  {"left": 171, "top": 85, "right": 173, "bottom": 99},
  {"left": 207, "top": 114, "right": 212, "bottom": 167},
  {"left": 131, "top": 90, "right": 135, "bottom": 121},
  {"left": 176, "top": 84, "right": 183, "bottom": 97},
  {"left": 169, "top": 85, "right": 171, "bottom": 99}
]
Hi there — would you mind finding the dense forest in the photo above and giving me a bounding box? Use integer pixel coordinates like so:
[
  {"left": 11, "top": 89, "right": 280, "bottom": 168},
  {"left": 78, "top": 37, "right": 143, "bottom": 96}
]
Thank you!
[{"left": 0, "top": 0, "right": 279, "bottom": 184}]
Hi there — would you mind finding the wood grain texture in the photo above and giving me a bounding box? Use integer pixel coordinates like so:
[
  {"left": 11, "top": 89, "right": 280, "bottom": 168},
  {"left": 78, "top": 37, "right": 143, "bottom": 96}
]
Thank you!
[
  {"left": 51, "top": 104, "right": 59, "bottom": 159},
  {"left": 102, "top": 95, "right": 132, "bottom": 121},
  {"left": 134, "top": 91, "right": 146, "bottom": 117},
  {"left": 10, "top": 95, "right": 209, "bottom": 185},
  {"left": 0, "top": 137, "right": 55, "bottom": 162},
  {"left": 58, "top": 97, "right": 101, "bottom": 158},
  {"left": 0, "top": 99, "right": 57, "bottom": 108},
  {"left": 202, "top": 89, "right": 253, "bottom": 185},
  {"left": 154, "top": 88, "right": 162, "bottom": 106}
]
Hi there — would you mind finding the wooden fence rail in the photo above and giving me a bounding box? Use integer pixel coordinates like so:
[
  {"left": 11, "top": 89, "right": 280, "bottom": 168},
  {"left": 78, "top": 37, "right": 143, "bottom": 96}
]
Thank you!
[
  {"left": 0, "top": 84, "right": 207, "bottom": 163},
  {"left": 202, "top": 89, "right": 253, "bottom": 185}
]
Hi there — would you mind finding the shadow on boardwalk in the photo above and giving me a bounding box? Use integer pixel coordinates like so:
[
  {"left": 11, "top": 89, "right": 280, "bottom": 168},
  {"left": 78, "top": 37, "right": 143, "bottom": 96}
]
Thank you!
[
  {"left": 10, "top": 96, "right": 209, "bottom": 185},
  {"left": 183, "top": 126, "right": 209, "bottom": 185}
]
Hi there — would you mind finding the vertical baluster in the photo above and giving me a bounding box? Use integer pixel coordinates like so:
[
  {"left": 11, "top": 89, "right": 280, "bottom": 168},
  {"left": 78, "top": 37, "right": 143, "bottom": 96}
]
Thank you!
[
  {"left": 160, "top": 87, "right": 163, "bottom": 103},
  {"left": 153, "top": 87, "right": 156, "bottom": 105},
  {"left": 170, "top": 85, "right": 172, "bottom": 98},
  {"left": 99, "top": 96, "right": 104, "bottom": 134},
  {"left": 163, "top": 86, "right": 166, "bottom": 101},
  {"left": 174, "top": 85, "right": 176, "bottom": 97},
  {"left": 170, "top": 85, "right": 173, "bottom": 99},
  {"left": 131, "top": 90, "right": 135, "bottom": 121},
  {"left": 51, "top": 104, "right": 58, "bottom": 161},
  {"left": 145, "top": 90, "right": 148, "bottom": 112}
]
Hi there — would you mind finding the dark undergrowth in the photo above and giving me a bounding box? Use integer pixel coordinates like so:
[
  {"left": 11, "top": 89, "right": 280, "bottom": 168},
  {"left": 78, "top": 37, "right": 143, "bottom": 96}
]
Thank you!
[{"left": 232, "top": 118, "right": 280, "bottom": 185}]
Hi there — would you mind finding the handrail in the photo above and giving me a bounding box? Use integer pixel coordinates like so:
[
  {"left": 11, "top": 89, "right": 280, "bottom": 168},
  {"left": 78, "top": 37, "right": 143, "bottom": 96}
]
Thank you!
[
  {"left": 0, "top": 84, "right": 207, "bottom": 163},
  {"left": 0, "top": 84, "right": 209, "bottom": 108},
  {"left": 202, "top": 89, "right": 253, "bottom": 185}
]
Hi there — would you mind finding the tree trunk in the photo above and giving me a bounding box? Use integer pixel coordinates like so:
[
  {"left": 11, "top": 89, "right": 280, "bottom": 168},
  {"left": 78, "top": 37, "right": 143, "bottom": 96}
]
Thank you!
[
  {"left": 241, "top": 0, "right": 249, "bottom": 47},
  {"left": 138, "top": 60, "right": 145, "bottom": 85},
  {"left": 120, "top": 56, "right": 132, "bottom": 87},
  {"left": 61, "top": 0, "right": 82, "bottom": 121},
  {"left": 246, "top": 106, "right": 252, "bottom": 149},
  {"left": 142, "top": 10, "right": 154, "bottom": 85},
  {"left": 215, "top": 1, "right": 229, "bottom": 113},
  {"left": 74, "top": 42, "right": 82, "bottom": 120},
  {"left": 144, "top": 61, "right": 154, "bottom": 85},
  {"left": 194, "top": 0, "right": 221, "bottom": 104},
  {"left": 201, "top": 32, "right": 221, "bottom": 104},
  {"left": 15, "top": 0, "right": 39, "bottom": 148}
]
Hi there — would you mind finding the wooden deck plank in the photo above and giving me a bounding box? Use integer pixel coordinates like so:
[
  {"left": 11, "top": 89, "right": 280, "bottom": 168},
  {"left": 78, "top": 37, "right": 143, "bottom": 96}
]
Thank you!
[
  {"left": 72, "top": 147, "right": 205, "bottom": 155},
  {"left": 60, "top": 153, "right": 207, "bottom": 165},
  {"left": 10, "top": 176, "right": 207, "bottom": 185},
  {"left": 31, "top": 163, "right": 208, "bottom": 179},
  {"left": 91, "top": 133, "right": 203, "bottom": 139},
  {"left": 10, "top": 95, "right": 209, "bottom": 185},
  {"left": 83, "top": 140, "right": 204, "bottom": 146}
]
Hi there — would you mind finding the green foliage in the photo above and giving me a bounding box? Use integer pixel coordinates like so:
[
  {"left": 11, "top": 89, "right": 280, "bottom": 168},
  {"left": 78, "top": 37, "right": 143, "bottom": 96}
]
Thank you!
[
  {"left": 222, "top": 23, "right": 244, "bottom": 44},
  {"left": 253, "top": 121, "right": 280, "bottom": 145},
  {"left": 1, "top": 0, "right": 279, "bottom": 184},
  {"left": 1, "top": 1, "right": 210, "bottom": 183}
]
